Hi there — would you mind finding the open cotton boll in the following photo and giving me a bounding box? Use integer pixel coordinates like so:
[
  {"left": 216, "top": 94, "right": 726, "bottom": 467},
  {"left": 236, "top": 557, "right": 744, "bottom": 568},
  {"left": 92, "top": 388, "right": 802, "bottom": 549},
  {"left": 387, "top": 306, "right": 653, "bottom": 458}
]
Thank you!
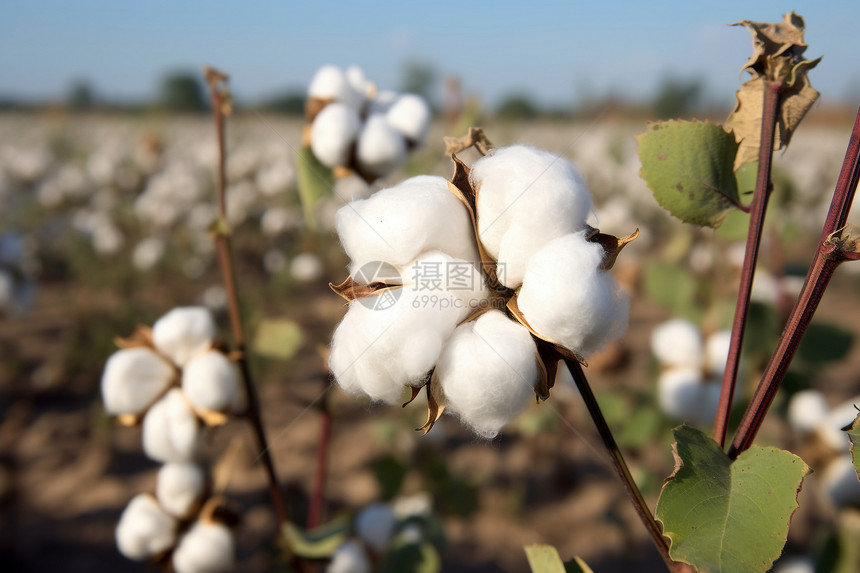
[
  {"left": 471, "top": 146, "right": 593, "bottom": 287},
  {"left": 290, "top": 252, "right": 324, "bottom": 283},
  {"left": 116, "top": 494, "right": 177, "bottom": 561},
  {"left": 308, "top": 65, "right": 361, "bottom": 109},
  {"left": 152, "top": 307, "right": 217, "bottom": 367},
  {"left": 172, "top": 520, "right": 234, "bottom": 573},
  {"left": 355, "top": 114, "right": 407, "bottom": 178},
  {"left": 156, "top": 463, "right": 205, "bottom": 519},
  {"left": 327, "top": 540, "right": 371, "bottom": 573},
  {"left": 182, "top": 351, "right": 245, "bottom": 414},
  {"left": 820, "top": 455, "right": 860, "bottom": 508},
  {"left": 386, "top": 94, "right": 432, "bottom": 144},
  {"left": 101, "top": 348, "right": 175, "bottom": 416},
  {"left": 704, "top": 330, "right": 731, "bottom": 376},
  {"left": 517, "top": 233, "right": 628, "bottom": 358},
  {"left": 143, "top": 389, "right": 201, "bottom": 463},
  {"left": 311, "top": 103, "right": 361, "bottom": 169},
  {"left": 436, "top": 310, "right": 538, "bottom": 438},
  {"left": 355, "top": 503, "right": 397, "bottom": 554},
  {"left": 335, "top": 175, "right": 477, "bottom": 273},
  {"left": 651, "top": 319, "right": 705, "bottom": 369},
  {"left": 787, "top": 390, "right": 830, "bottom": 436},
  {"left": 658, "top": 366, "right": 707, "bottom": 422}
]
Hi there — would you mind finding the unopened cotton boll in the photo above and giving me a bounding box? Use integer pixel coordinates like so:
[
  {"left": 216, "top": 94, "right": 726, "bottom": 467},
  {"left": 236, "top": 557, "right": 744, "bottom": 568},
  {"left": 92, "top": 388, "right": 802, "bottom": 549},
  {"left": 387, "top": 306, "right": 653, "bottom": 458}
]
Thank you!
[
  {"left": 143, "top": 389, "right": 200, "bottom": 463},
  {"left": 787, "top": 390, "right": 830, "bottom": 436},
  {"left": 471, "top": 146, "right": 594, "bottom": 287},
  {"left": 172, "top": 520, "right": 235, "bottom": 573},
  {"left": 101, "top": 348, "right": 175, "bottom": 416},
  {"left": 436, "top": 311, "right": 538, "bottom": 438},
  {"left": 182, "top": 351, "right": 244, "bottom": 414},
  {"left": 704, "top": 330, "right": 731, "bottom": 376},
  {"left": 335, "top": 175, "right": 477, "bottom": 273},
  {"left": 290, "top": 252, "right": 324, "bottom": 283},
  {"left": 116, "top": 494, "right": 178, "bottom": 561},
  {"left": 355, "top": 503, "right": 396, "bottom": 554},
  {"left": 156, "top": 463, "right": 205, "bottom": 519},
  {"left": 311, "top": 102, "right": 361, "bottom": 169},
  {"left": 327, "top": 540, "right": 371, "bottom": 573},
  {"left": 518, "top": 233, "right": 628, "bottom": 358},
  {"left": 651, "top": 319, "right": 705, "bottom": 369},
  {"left": 386, "top": 94, "right": 432, "bottom": 144},
  {"left": 152, "top": 307, "right": 217, "bottom": 367},
  {"left": 820, "top": 455, "right": 860, "bottom": 507},
  {"left": 355, "top": 114, "right": 407, "bottom": 178}
]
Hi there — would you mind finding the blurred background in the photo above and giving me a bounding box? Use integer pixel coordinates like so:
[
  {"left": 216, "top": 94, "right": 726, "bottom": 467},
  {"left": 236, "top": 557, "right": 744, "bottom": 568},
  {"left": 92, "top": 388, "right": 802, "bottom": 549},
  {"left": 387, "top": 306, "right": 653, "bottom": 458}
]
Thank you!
[{"left": 2, "top": 1, "right": 860, "bottom": 572}]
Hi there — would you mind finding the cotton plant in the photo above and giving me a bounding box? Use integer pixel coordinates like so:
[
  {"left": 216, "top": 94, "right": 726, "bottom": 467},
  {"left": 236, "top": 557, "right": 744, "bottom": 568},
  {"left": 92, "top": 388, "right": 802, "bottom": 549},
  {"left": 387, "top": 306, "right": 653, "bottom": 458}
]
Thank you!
[{"left": 327, "top": 131, "right": 634, "bottom": 438}]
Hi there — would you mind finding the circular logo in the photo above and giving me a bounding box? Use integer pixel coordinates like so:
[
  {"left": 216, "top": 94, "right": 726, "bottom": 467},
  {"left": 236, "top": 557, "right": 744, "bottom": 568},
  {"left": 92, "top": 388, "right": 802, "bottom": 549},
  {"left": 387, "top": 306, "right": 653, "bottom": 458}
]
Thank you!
[{"left": 354, "top": 260, "right": 402, "bottom": 311}]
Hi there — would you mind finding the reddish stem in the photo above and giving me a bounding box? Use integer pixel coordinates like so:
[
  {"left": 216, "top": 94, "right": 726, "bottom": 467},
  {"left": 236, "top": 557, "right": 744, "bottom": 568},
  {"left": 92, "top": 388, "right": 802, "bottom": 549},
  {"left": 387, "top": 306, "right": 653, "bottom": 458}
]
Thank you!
[
  {"left": 712, "top": 81, "right": 782, "bottom": 448},
  {"left": 728, "top": 105, "right": 860, "bottom": 459},
  {"left": 307, "top": 392, "right": 332, "bottom": 530}
]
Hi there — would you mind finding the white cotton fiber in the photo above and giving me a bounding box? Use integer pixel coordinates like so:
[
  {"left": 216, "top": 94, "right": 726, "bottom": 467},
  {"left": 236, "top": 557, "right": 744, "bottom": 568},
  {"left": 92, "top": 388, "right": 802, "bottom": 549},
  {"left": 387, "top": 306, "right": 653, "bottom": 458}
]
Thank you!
[
  {"left": 517, "top": 233, "right": 628, "bottom": 358},
  {"left": 335, "top": 175, "right": 478, "bottom": 273},
  {"left": 704, "top": 330, "right": 732, "bottom": 376},
  {"left": 657, "top": 366, "right": 708, "bottom": 423},
  {"left": 471, "top": 146, "right": 593, "bottom": 288},
  {"left": 311, "top": 102, "right": 361, "bottom": 169},
  {"left": 436, "top": 310, "right": 538, "bottom": 438},
  {"left": 355, "top": 503, "right": 396, "bottom": 554},
  {"left": 329, "top": 252, "right": 486, "bottom": 404},
  {"left": 345, "top": 65, "right": 372, "bottom": 104},
  {"left": 172, "top": 520, "right": 235, "bottom": 573},
  {"left": 332, "top": 172, "right": 372, "bottom": 202},
  {"left": 355, "top": 114, "right": 407, "bottom": 178},
  {"left": 787, "top": 390, "right": 830, "bottom": 436},
  {"left": 152, "top": 307, "right": 217, "bottom": 367},
  {"left": 651, "top": 319, "right": 705, "bottom": 369},
  {"left": 156, "top": 462, "right": 205, "bottom": 519},
  {"left": 116, "top": 493, "right": 177, "bottom": 561},
  {"left": 820, "top": 455, "right": 860, "bottom": 508},
  {"left": 368, "top": 90, "right": 399, "bottom": 116},
  {"left": 308, "top": 65, "right": 360, "bottom": 109},
  {"left": 327, "top": 540, "right": 371, "bottom": 573},
  {"left": 182, "top": 351, "right": 245, "bottom": 414},
  {"left": 143, "top": 389, "right": 200, "bottom": 463},
  {"left": 101, "top": 348, "right": 175, "bottom": 416},
  {"left": 386, "top": 94, "right": 432, "bottom": 143}
]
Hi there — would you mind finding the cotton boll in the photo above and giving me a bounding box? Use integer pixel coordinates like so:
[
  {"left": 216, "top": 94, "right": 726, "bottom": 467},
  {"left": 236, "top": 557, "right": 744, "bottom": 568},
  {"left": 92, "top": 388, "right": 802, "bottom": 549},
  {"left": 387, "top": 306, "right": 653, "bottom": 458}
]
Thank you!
[
  {"left": 345, "top": 66, "right": 372, "bottom": 104},
  {"left": 116, "top": 494, "right": 178, "bottom": 561},
  {"left": 820, "top": 455, "right": 860, "bottom": 508},
  {"left": 156, "top": 463, "right": 205, "bottom": 519},
  {"left": 172, "top": 521, "right": 234, "bottom": 573},
  {"left": 658, "top": 366, "right": 707, "bottom": 422},
  {"left": 355, "top": 115, "right": 408, "bottom": 178},
  {"left": 308, "top": 65, "right": 360, "bottom": 108},
  {"left": 787, "top": 390, "right": 830, "bottom": 436},
  {"left": 471, "top": 146, "right": 593, "bottom": 287},
  {"left": 651, "top": 319, "right": 705, "bottom": 369},
  {"left": 311, "top": 102, "right": 361, "bottom": 169},
  {"left": 355, "top": 503, "right": 396, "bottom": 554},
  {"left": 290, "top": 252, "right": 323, "bottom": 283},
  {"left": 182, "top": 351, "right": 245, "bottom": 414},
  {"left": 101, "top": 348, "right": 175, "bottom": 416},
  {"left": 143, "top": 389, "right": 201, "bottom": 463},
  {"left": 327, "top": 540, "right": 371, "bottom": 573},
  {"left": 335, "top": 175, "right": 477, "bottom": 274},
  {"left": 517, "top": 233, "right": 628, "bottom": 358},
  {"left": 386, "top": 94, "right": 432, "bottom": 144},
  {"left": 704, "top": 330, "right": 731, "bottom": 376},
  {"left": 133, "top": 237, "right": 166, "bottom": 271},
  {"left": 260, "top": 206, "right": 301, "bottom": 237},
  {"left": 436, "top": 311, "right": 538, "bottom": 438},
  {"left": 152, "top": 307, "right": 217, "bottom": 367}
]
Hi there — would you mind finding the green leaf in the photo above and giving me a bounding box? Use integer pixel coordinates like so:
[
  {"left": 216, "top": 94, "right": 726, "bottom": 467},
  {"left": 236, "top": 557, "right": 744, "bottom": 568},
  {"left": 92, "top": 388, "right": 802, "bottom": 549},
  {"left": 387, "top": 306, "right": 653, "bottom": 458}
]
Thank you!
[
  {"left": 282, "top": 516, "right": 350, "bottom": 559},
  {"left": 643, "top": 261, "right": 702, "bottom": 322},
  {"left": 252, "top": 318, "right": 304, "bottom": 361},
  {"left": 378, "top": 542, "right": 441, "bottom": 573},
  {"left": 657, "top": 426, "right": 810, "bottom": 573},
  {"left": 296, "top": 146, "right": 334, "bottom": 230},
  {"left": 637, "top": 120, "right": 740, "bottom": 227},
  {"left": 847, "top": 413, "right": 860, "bottom": 481},
  {"left": 796, "top": 322, "right": 855, "bottom": 365},
  {"left": 524, "top": 544, "right": 567, "bottom": 573},
  {"left": 564, "top": 556, "right": 595, "bottom": 573}
]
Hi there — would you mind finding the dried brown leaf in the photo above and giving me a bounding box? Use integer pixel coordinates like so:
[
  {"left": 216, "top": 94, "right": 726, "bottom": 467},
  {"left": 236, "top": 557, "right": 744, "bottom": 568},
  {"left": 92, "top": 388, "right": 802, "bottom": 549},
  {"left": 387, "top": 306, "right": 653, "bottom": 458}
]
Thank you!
[
  {"left": 507, "top": 295, "right": 587, "bottom": 366},
  {"left": 586, "top": 227, "right": 640, "bottom": 271},
  {"left": 329, "top": 276, "right": 402, "bottom": 302},
  {"left": 535, "top": 344, "right": 562, "bottom": 402},
  {"left": 443, "top": 127, "right": 495, "bottom": 157},
  {"left": 732, "top": 12, "right": 808, "bottom": 80},
  {"left": 417, "top": 370, "right": 446, "bottom": 435}
]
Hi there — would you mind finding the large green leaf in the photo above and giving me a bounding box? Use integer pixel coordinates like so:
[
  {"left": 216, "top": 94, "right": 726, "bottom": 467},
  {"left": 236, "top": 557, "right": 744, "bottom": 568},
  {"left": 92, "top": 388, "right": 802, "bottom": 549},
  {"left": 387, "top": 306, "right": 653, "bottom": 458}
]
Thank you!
[
  {"left": 847, "top": 413, "right": 860, "bottom": 480},
  {"left": 296, "top": 146, "right": 334, "bottom": 230},
  {"left": 656, "top": 426, "right": 809, "bottom": 573},
  {"left": 637, "top": 120, "right": 740, "bottom": 227}
]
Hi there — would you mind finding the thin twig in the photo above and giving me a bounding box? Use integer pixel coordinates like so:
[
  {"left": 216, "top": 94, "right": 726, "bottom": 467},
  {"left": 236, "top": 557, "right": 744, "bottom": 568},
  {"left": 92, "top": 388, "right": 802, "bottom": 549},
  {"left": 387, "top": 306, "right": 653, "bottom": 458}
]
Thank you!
[{"left": 307, "top": 391, "right": 332, "bottom": 530}]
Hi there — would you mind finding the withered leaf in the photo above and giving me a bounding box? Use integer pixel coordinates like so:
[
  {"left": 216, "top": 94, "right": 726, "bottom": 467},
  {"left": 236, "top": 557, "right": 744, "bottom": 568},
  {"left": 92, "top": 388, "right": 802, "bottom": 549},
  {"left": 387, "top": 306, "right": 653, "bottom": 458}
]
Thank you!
[
  {"left": 417, "top": 370, "right": 446, "bottom": 434},
  {"left": 329, "top": 276, "right": 403, "bottom": 302},
  {"left": 732, "top": 12, "right": 808, "bottom": 80},
  {"left": 507, "top": 295, "right": 587, "bottom": 366},
  {"left": 586, "top": 227, "right": 640, "bottom": 271},
  {"left": 535, "top": 343, "right": 563, "bottom": 402},
  {"left": 443, "top": 127, "right": 495, "bottom": 157},
  {"left": 114, "top": 325, "right": 156, "bottom": 350}
]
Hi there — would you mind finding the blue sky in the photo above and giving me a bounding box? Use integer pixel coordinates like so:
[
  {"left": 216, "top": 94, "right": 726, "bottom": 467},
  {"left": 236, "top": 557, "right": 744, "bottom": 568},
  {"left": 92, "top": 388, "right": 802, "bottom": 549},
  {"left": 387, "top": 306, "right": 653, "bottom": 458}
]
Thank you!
[{"left": 2, "top": 1, "right": 859, "bottom": 108}]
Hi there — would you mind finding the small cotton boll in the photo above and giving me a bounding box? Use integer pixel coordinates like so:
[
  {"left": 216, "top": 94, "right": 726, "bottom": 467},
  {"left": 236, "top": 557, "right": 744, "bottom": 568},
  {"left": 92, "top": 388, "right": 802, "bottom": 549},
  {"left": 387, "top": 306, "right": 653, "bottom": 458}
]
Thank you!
[
  {"left": 290, "top": 252, "right": 324, "bottom": 283},
  {"left": 156, "top": 463, "right": 205, "bottom": 519},
  {"left": 308, "top": 65, "right": 361, "bottom": 110},
  {"left": 311, "top": 102, "right": 361, "bottom": 169},
  {"left": 172, "top": 520, "right": 235, "bottom": 573},
  {"left": 704, "top": 330, "right": 731, "bottom": 376},
  {"left": 820, "top": 455, "right": 860, "bottom": 507},
  {"left": 152, "top": 307, "right": 217, "bottom": 367},
  {"left": 471, "top": 146, "right": 593, "bottom": 287},
  {"left": 143, "top": 389, "right": 200, "bottom": 463},
  {"left": 787, "top": 390, "right": 830, "bottom": 436},
  {"left": 651, "top": 319, "right": 705, "bottom": 369},
  {"left": 386, "top": 94, "right": 432, "bottom": 144},
  {"left": 182, "top": 351, "right": 245, "bottom": 414},
  {"left": 327, "top": 540, "right": 371, "bottom": 573},
  {"left": 658, "top": 366, "right": 708, "bottom": 422},
  {"left": 199, "top": 285, "right": 228, "bottom": 311},
  {"left": 101, "top": 348, "right": 175, "bottom": 416},
  {"left": 116, "top": 494, "right": 178, "bottom": 561},
  {"left": 517, "top": 233, "right": 628, "bottom": 358},
  {"left": 436, "top": 311, "right": 538, "bottom": 438},
  {"left": 355, "top": 115, "right": 407, "bottom": 178},
  {"left": 260, "top": 206, "right": 301, "bottom": 237},
  {"left": 335, "top": 175, "right": 477, "bottom": 274},
  {"left": 355, "top": 503, "right": 397, "bottom": 554},
  {"left": 133, "top": 237, "right": 166, "bottom": 271}
]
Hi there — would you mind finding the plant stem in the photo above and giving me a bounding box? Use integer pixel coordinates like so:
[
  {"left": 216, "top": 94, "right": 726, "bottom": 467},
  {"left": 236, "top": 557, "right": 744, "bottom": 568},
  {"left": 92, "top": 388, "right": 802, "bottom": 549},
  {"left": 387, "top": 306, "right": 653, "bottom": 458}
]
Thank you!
[
  {"left": 728, "top": 105, "right": 860, "bottom": 459},
  {"left": 712, "top": 80, "right": 782, "bottom": 448},
  {"left": 206, "top": 71, "right": 291, "bottom": 528},
  {"left": 566, "top": 359, "right": 688, "bottom": 573},
  {"left": 307, "top": 391, "right": 332, "bottom": 530}
]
